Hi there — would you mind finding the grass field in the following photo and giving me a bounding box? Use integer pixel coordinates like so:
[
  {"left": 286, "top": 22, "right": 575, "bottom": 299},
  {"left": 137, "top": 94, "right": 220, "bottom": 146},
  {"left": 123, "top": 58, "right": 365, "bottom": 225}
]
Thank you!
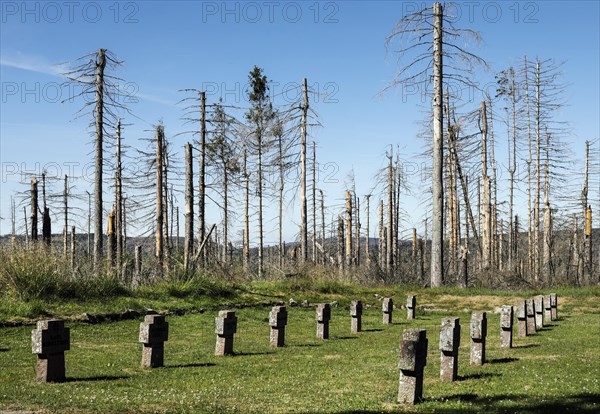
[{"left": 0, "top": 287, "right": 599, "bottom": 413}]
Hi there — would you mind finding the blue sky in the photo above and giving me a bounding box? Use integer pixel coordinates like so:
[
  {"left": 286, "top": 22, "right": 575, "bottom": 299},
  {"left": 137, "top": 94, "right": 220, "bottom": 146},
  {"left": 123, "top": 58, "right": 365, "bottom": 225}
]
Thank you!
[{"left": 1, "top": 1, "right": 599, "bottom": 243}]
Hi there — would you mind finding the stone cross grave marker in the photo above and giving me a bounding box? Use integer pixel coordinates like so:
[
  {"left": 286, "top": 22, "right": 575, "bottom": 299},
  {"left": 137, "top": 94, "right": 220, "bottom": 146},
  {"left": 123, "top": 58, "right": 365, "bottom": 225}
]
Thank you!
[
  {"left": 215, "top": 310, "right": 237, "bottom": 356},
  {"left": 350, "top": 300, "right": 363, "bottom": 333},
  {"left": 550, "top": 293, "right": 558, "bottom": 320},
  {"left": 382, "top": 298, "right": 393, "bottom": 325},
  {"left": 500, "top": 305, "right": 514, "bottom": 348},
  {"left": 439, "top": 317, "right": 460, "bottom": 381},
  {"left": 139, "top": 314, "right": 169, "bottom": 368},
  {"left": 397, "top": 329, "right": 428, "bottom": 404},
  {"left": 269, "top": 306, "right": 287, "bottom": 347},
  {"left": 31, "top": 319, "right": 70, "bottom": 383},
  {"left": 470, "top": 312, "right": 487, "bottom": 366},
  {"left": 406, "top": 295, "right": 416, "bottom": 320},
  {"left": 526, "top": 298, "right": 537, "bottom": 334},
  {"left": 544, "top": 294, "right": 552, "bottom": 322},
  {"left": 316, "top": 303, "right": 331, "bottom": 339},
  {"left": 534, "top": 295, "right": 545, "bottom": 329},
  {"left": 516, "top": 300, "right": 528, "bottom": 337}
]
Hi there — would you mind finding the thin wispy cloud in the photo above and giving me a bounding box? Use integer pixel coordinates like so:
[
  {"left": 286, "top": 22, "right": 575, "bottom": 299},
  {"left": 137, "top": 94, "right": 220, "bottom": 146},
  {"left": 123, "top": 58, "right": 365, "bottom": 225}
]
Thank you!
[{"left": 0, "top": 53, "right": 68, "bottom": 77}]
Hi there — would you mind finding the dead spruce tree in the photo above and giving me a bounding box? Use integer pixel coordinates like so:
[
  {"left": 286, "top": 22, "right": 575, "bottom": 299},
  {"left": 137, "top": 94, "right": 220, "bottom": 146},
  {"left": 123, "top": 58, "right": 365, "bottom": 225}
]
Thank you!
[
  {"left": 63, "top": 49, "right": 130, "bottom": 272},
  {"left": 386, "top": 2, "right": 485, "bottom": 287}
]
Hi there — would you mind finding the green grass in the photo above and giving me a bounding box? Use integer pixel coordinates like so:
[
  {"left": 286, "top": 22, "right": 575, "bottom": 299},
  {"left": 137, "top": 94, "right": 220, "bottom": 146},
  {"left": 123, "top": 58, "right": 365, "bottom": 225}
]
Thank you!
[{"left": 1, "top": 290, "right": 599, "bottom": 413}]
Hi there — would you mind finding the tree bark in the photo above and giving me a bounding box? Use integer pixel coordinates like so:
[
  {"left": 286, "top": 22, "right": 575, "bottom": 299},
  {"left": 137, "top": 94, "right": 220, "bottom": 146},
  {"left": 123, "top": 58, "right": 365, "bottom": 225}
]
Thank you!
[
  {"left": 30, "top": 179, "right": 38, "bottom": 241},
  {"left": 93, "top": 49, "right": 107, "bottom": 271},
  {"left": 300, "top": 78, "right": 309, "bottom": 263},
  {"left": 155, "top": 126, "right": 164, "bottom": 274},
  {"left": 184, "top": 143, "right": 194, "bottom": 270},
  {"left": 431, "top": 1, "right": 444, "bottom": 287},
  {"left": 198, "top": 91, "right": 206, "bottom": 262}
]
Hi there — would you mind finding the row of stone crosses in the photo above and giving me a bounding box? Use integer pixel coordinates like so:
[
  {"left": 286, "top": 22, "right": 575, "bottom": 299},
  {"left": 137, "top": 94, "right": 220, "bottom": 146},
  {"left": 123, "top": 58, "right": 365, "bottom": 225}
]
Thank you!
[{"left": 31, "top": 293, "right": 558, "bottom": 405}]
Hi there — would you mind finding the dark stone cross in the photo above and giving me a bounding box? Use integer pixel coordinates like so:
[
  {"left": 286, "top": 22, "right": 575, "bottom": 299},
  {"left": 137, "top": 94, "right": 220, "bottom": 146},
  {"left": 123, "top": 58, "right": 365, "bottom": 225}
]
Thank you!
[
  {"left": 31, "top": 319, "right": 70, "bottom": 383},
  {"left": 500, "top": 305, "right": 514, "bottom": 348},
  {"left": 397, "top": 329, "right": 428, "bottom": 404},
  {"left": 526, "top": 298, "right": 537, "bottom": 334},
  {"left": 382, "top": 298, "right": 393, "bottom": 325},
  {"left": 534, "top": 295, "right": 545, "bottom": 330},
  {"left": 439, "top": 317, "right": 460, "bottom": 381},
  {"left": 350, "top": 300, "right": 363, "bottom": 333},
  {"left": 269, "top": 306, "right": 288, "bottom": 347},
  {"left": 316, "top": 303, "right": 331, "bottom": 339},
  {"left": 470, "top": 312, "right": 487, "bottom": 366},
  {"left": 139, "top": 314, "right": 169, "bottom": 368},
  {"left": 406, "top": 295, "right": 416, "bottom": 320},
  {"left": 215, "top": 310, "right": 237, "bottom": 356},
  {"left": 516, "top": 300, "right": 528, "bottom": 337}
]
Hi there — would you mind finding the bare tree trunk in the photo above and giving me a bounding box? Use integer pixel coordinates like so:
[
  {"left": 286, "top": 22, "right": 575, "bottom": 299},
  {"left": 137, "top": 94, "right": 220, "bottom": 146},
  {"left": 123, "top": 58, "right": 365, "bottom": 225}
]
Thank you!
[
  {"left": 175, "top": 206, "right": 179, "bottom": 250},
  {"left": 533, "top": 59, "right": 542, "bottom": 283},
  {"left": 278, "top": 133, "right": 284, "bottom": 268},
  {"left": 115, "top": 119, "right": 123, "bottom": 271},
  {"left": 571, "top": 214, "right": 581, "bottom": 285},
  {"left": 23, "top": 207, "right": 29, "bottom": 244},
  {"left": 198, "top": 91, "right": 206, "bottom": 262},
  {"left": 243, "top": 146, "right": 250, "bottom": 272},
  {"left": 320, "top": 190, "right": 326, "bottom": 266},
  {"left": 387, "top": 153, "right": 393, "bottom": 274},
  {"left": 542, "top": 131, "right": 552, "bottom": 283},
  {"left": 63, "top": 175, "right": 68, "bottom": 255},
  {"left": 337, "top": 215, "right": 344, "bottom": 275},
  {"left": 30, "top": 179, "right": 38, "bottom": 241},
  {"left": 123, "top": 196, "right": 127, "bottom": 254},
  {"left": 345, "top": 191, "right": 353, "bottom": 269},
  {"left": 412, "top": 228, "right": 418, "bottom": 279},
  {"left": 355, "top": 195, "right": 361, "bottom": 267},
  {"left": 70, "top": 226, "right": 76, "bottom": 270},
  {"left": 582, "top": 140, "right": 591, "bottom": 284},
  {"left": 39, "top": 174, "right": 50, "bottom": 246},
  {"left": 107, "top": 207, "right": 115, "bottom": 268},
  {"left": 257, "top": 131, "right": 264, "bottom": 278},
  {"left": 86, "top": 191, "right": 91, "bottom": 256},
  {"left": 431, "top": 1, "right": 444, "bottom": 287},
  {"left": 300, "top": 78, "right": 309, "bottom": 263},
  {"left": 155, "top": 126, "right": 164, "bottom": 274},
  {"left": 184, "top": 143, "right": 194, "bottom": 270},
  {"left": 93, "top": 49, "right": 106, "bottom": 271},
  {"left": 524, "top": 56, "right": 533, "bottom": 281},
  {"left": 585, "top": 206, "right": 592, "bottom": 285},
  {"left": 365, "top": 195, "right": 371, "bottom": 266},
  {"left": 42, "top": 207, "right": 51, "bottom": 247},
  {"left": 135, "top": 245, "right": 142, "bottom": 277},
  {"left": 222, "top": 162, "right": 229, "bottom": 265},
  {"left": 481, "top": 101, "right": 492, "bottom": 270},
  {"left": 508, "top": 74, "right": 517, "bottom": 270},
  {"left": 312, "top": 141, "right": 317, "bottom": 263},
  {"left": 379, "top": 200, "right": 384, "bottom": 269}
]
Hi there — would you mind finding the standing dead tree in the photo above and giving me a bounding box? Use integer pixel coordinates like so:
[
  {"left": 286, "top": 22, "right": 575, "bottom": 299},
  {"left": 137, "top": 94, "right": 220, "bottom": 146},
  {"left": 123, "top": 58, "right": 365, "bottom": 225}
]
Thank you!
[
  {"left": 63, "top": 49, "right": 131, "bottom": 272},
  {"left": 386, "top": 2, "right": 485, "bottom": 287}
]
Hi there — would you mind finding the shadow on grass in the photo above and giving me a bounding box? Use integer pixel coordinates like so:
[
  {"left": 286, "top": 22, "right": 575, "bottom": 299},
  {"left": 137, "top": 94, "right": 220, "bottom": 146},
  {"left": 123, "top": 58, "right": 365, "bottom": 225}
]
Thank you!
[
  {"left": 513, "top": 343, "right": 540, "bottom": 349},
  {"left": 456, "top": 372, "right": 501, "bottom": 381},
  {"left": 166, "top": 362, "right": 216, "bottom": 369},
  {"left": 335, "top": 336, "right": 358, "bottom": 340},
  {"left": 234, "top": 351, "right": 276, "bottom": 356},
  {"left": 489, "top": 357, "right": 519, "bottom": 364},
  {"left": 426, "top": 393, "right": 600, "bottom": 414},
  {"left": 0, "top": 348, "right": 9, "bottom": 352},
  {"left": 289, "top": 343, "right": 321, "bottom": 348},
  {"left": 66, "top": 375, "right": 129, "bottom": 382},
  {"left": 362, "top": 329, "right": 384, "bottom": 332}
]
